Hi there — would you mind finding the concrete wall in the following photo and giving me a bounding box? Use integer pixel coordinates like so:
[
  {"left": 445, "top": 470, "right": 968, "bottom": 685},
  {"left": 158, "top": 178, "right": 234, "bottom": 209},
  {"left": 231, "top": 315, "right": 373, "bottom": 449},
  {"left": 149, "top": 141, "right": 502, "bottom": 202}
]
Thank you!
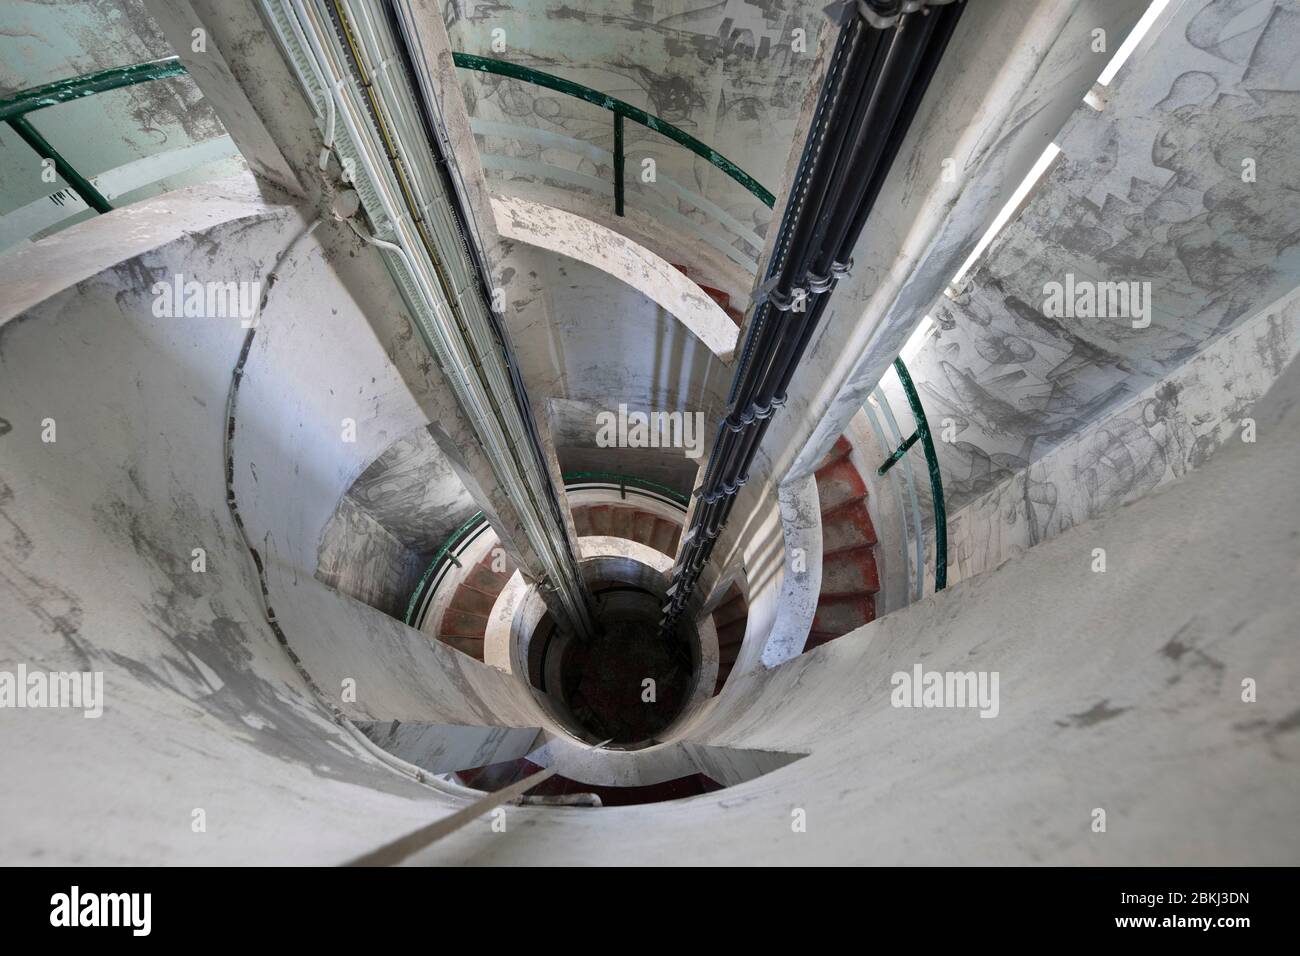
[
  {"left": 339, "top": 426, "right": 481, "bottom": 553},
  {"left": 934, "top": 282, "right": 1300, "bottom": 588},
  {"left": 0, "top": 0, "right": 246, "bottom": 242},
  {"left": 315, "top": 423, "right": 482, "bottom": 617},
  {"left": 887, "top": 0, "right": 1300, "bottom": 519},
  {"left": 443, "top": 0, "right": 824, "bottom": 198},
  {"left": 496, "top": 228, "right": 735, "bottom": 419},
  {"left": 443, "top": 0, "right": 827, "bottom": 290},
  {"left": 316, "top": 495, "right": 427, "bottom": 619},
  {"left": 491, "top": 208, "right": 736, "bottom": 496},
  {"left": 748, "top": 1, "right": 1150, "bottom": 498},
  {"left": 0, "top": 178, "right": 548, "bottom": 864},
  {"left": 3, "top": 162, "right": 1297, "bottom": 868},
  {"left": 3, "top": 0, "right": 1297, "bottom": 867}
]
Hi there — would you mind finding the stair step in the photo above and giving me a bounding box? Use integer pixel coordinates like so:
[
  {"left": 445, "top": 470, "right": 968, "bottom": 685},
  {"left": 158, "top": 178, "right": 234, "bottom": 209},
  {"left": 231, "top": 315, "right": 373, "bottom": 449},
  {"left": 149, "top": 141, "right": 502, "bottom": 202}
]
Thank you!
[
  {"left": 811, "top": 593, "right": 875, "bottom": 638},
  {"left": 820, "top": 493, "right": 870, "bottom": 521},
  {"left": 588, "top": 504, "right": 613, "bottom": 537},
  {"left": 631, "top": 509, "right": 657, "bottom": 547},
  {"left": 814, "top": 435, "right": 853, "bottom": 472},
  {"left": 463, "top": 562, "right": 510, "bottom": 593},
  {"left": 716, "top": 617, "right": 747, "bottom": 647},
  {"left": 821, "top": 504, "right": 878, "bottom": 552},
  {"left": 815, "top": 457, "right": 868, "bottom": 513},
  {"left": 448, "top": 584, "right": 497, "bottom": 617},
  {"left": 610, "top": 506, "right": 635, "bottom": 540},
  {"left": 439, "top": 608, "right": 489, "bottom": 639},
  {"left": 438, "top": 635, "right": 485, "bottom": 659},
  {"left": 648, "top": 517, "right": 677, "bottom": 556},
  {"left": 820, "top": 546, "right": 880, "bottom": 596},
  {"left": 712, "top": 594, "right": 749, "bottom": 628}
]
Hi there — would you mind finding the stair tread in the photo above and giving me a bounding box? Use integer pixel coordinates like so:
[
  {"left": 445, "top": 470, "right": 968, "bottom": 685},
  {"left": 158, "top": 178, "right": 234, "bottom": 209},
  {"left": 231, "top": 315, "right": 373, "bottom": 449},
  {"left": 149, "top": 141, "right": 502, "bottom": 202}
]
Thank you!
[
  {"left": 716, "top": 619, "right": 747, "bottom": 645},
  {"left": 820, "top": 544, "right": 881, "bottom": 596},
  {"left": 648, "top": 517, "right": 678, "bottom": 556},
  {"left": 588, "top": 505, "right": 613, "bottom": 536},
  {"left": 823, "top": 541, "right": 879, "bottom": 559},
  {"left": 814, "top": 435, "right": 853, "bottom": 472},
  {"left": 811, "top": 592, "right": 875, "bottom": 642},
  {"left": 610, "top": 507, "right": 635, "bottom": 539},
  {"left": 821, "top": 507, "right": 878, "bottom": 551},
  {"left": 820, "top": 494, "right": 870, "bottom": 519},
  {"left": 443, "top": 605, "right": 489, "bottom": 618},
  {"left": 438, "top": 636, "right": 485, "bottom": 659},
  {"left": 456, "top": 581, "right": 501, "bottom": 598},
  {"left": 818, "top": 587, "right": 881, "bottom": 599},
  {"left": 631, "top": 510, "right": 657, "bottom": 547},
  {"left": 712, "top": 598, "right": 749, "bottom": 628},
  {"left": 816, "top": 458, "right": 868, "bottom": 513}
]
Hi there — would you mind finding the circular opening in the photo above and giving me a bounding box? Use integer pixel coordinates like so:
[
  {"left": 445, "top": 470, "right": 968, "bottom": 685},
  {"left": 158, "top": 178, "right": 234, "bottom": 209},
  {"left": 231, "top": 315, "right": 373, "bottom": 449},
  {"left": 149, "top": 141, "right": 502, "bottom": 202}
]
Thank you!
[{"left": 535, "top": 581, "right": 698, "bottom": 748}]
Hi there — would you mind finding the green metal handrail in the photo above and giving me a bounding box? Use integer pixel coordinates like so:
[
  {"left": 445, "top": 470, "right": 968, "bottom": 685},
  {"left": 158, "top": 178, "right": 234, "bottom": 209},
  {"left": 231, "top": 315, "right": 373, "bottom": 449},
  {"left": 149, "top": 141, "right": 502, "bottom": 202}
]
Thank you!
[
  {"left": 452, "top": 52, "right": 776, "bottom": 214},
  {"left": 3, "top": 52, "right": 774, "bottom": 228},
  {"left": 0, "top": 57, "right": 187, "bottom": 122},
  {"left": 403, "top": 471, "right": 691, "bottom": 625},
  {"left": 0, "top": 57, "right": 189, "bottom": 216},
  {"left": 876, "top": 356, "right": 947, "bottom": 592},
  {"left": 561, "top": 471, "right": 689, "bottom": 507},
  {"left": 403, "top": 508, "right": 488, "bottom": 625}
]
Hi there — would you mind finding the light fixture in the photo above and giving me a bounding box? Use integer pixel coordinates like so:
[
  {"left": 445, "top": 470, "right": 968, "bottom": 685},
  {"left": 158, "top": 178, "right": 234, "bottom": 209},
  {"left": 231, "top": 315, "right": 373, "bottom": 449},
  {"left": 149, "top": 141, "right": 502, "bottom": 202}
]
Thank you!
[
  {"left": 947, "top": 142, "right": 1061, "bottom": 294},
  {"left": 1096, "top": 0, "right": 1170, "bottom": 87}
]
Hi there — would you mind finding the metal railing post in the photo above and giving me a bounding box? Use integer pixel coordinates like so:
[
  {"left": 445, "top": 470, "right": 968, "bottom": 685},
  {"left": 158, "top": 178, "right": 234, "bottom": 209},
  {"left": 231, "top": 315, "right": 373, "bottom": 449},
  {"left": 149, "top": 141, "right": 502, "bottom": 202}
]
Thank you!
[
  {"left": 0, "top": 57, "right": 192, "bottom": 221},
  {"left": 877, "top": 429, "right": 920, "bottom": 476},
  {"left": 451, "top": 53, "right": 774, "bottom": 208},
  {"left": 890, "top": 356, "right": 947, "bottom": 591},
  {"left": 613, "top": 112, "right": 625, "bottom": 217},
  {"left": 6, "top": 116, "right": 113, "bottom": 214}
]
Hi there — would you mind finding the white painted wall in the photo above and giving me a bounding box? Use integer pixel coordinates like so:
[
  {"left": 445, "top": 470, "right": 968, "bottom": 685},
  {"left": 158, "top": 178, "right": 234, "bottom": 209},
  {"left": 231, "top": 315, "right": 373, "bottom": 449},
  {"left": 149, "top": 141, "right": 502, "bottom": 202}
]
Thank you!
[{"left": 2, "top": 170, "right": 1297, "bottom": 866}]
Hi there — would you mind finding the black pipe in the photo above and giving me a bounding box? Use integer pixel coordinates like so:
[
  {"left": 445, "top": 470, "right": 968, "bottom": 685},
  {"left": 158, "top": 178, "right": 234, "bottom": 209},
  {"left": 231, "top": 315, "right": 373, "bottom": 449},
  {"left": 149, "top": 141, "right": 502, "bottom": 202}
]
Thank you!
[
  {"left": 662, "top": 1, "right": 965, "bottom": 632},
  {"left": 831, "top": 3, "right": 966, "bottom": 265},
  {"left": 787, "top": 27, "right": 894, "bottom": 286},
  {"left": 809, "top": 15, "right": 937, "bottom": 278}
]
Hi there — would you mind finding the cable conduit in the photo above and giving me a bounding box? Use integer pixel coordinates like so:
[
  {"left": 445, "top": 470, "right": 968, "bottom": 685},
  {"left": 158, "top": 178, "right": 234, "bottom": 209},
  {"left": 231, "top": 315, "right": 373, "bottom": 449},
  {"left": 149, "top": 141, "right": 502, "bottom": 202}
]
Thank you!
[{"left": 662, "top": 0, "right": 964, "bottom": 631}]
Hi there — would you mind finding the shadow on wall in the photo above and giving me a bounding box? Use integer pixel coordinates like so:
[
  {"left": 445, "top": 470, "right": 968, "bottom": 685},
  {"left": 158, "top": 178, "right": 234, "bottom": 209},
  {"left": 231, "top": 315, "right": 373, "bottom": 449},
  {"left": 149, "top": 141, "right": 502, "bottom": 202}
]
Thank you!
[{"left": 316, "top": 423, "right": 481, "bottom": 618}]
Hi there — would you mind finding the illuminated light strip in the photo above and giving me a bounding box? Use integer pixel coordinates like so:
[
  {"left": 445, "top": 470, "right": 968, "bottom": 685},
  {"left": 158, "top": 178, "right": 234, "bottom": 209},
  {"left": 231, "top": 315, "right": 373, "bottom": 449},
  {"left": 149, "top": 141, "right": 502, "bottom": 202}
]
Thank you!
[
  {"left": 946, "top": 142, "right": 1061, "bottom": 294},
  {"left": 938, "top": 2, "right": 1168, "bottom": 302},
  {"left": 899, "top": 314, "right": 935, "bottom": 365},
  {"left": 1096, "top": 0, "right": 1170, "bottom": 87}
]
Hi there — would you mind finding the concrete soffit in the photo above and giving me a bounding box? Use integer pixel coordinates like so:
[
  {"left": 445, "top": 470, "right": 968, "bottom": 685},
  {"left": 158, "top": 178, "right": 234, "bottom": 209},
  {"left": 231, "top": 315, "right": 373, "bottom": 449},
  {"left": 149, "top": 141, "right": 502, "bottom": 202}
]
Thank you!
[
  {"left": 0, "top": 174, "right": 293, "bottom": 327},
  {"left": 491, "top": 194, "right": 740, "bottom": 364}
]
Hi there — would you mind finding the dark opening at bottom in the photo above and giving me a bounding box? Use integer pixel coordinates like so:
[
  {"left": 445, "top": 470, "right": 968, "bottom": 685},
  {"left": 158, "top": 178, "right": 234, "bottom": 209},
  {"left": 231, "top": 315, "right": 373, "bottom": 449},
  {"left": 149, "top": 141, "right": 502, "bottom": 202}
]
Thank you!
[{"left": 537, "top": 584, "right": 698, "bottom": 747}]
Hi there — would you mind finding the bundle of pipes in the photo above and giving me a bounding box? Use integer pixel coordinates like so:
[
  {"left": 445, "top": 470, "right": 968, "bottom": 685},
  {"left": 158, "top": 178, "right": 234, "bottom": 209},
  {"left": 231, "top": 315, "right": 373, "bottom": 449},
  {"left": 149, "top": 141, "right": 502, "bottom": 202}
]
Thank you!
[
  {"left": 661, "top": 0, "right": 965, "bottom": 632},
  {"left": 262, "top": 0, "right": 596, "bottom": 639}
]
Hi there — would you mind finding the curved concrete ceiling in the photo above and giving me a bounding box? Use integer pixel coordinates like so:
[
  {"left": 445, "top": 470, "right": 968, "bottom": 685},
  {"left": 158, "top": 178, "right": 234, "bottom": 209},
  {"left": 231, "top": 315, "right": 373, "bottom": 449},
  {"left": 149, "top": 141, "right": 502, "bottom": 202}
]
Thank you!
[
  {"left": 883, "top": 0, "right": 1300, "bottom": 516},
  {"left": 493, "top": 194, "right": 738, "bottom": 361}
]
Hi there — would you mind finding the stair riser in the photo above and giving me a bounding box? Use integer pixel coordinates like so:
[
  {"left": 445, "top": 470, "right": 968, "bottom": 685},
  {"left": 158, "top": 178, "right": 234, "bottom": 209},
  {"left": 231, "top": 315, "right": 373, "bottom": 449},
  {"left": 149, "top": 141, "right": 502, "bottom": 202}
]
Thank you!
[{"left": 820, "top": 552, "right": 880, "bottom": 595}]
